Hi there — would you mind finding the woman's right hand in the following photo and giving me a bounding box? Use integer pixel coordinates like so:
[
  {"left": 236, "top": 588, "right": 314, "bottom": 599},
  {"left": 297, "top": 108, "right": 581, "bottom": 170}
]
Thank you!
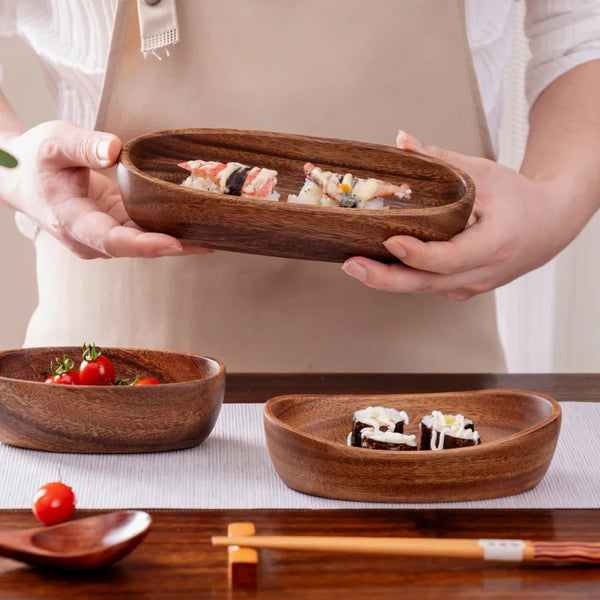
[{"left": 0, "top": 120, "right": 212, "bottom": 259}]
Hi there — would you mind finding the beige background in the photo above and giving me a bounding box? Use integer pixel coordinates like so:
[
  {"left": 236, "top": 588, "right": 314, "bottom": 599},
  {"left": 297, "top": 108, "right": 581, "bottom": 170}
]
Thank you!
[{"left": 0, "top": 36, "right": 54, "bottom": 349}]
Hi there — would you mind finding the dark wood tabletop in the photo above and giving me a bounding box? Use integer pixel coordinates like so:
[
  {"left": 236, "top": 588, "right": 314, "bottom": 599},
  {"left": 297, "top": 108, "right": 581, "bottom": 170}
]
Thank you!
[{"left": 1, "top": 373, "right": 599, "bottom": 599}]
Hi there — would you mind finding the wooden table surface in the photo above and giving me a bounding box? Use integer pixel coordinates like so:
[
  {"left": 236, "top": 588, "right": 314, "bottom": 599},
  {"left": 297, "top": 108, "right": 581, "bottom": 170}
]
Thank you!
[{"left": 1, "top": 373, "right": 599, "bottom": 599}]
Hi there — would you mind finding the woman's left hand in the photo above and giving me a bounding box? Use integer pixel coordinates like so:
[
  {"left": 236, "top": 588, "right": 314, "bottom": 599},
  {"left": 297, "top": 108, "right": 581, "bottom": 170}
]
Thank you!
[{"left": 341, "top": 130, "right": 583, "bottom": 300}]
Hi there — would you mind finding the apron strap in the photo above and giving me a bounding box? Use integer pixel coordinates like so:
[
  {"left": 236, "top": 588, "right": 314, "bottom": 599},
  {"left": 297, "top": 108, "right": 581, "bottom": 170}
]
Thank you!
[{"left": 136, "top": 0, "right": 179, "bottom": 59}]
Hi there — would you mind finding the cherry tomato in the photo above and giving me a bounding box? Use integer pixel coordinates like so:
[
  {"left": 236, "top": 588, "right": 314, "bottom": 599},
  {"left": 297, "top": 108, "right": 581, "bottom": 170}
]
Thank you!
[
  {"left": 79, "top": 343, "right": 116, "bottom": 386},
  {"left": 45, "top": 371, "right": 80, "bottom": 385},
  {"left": 133, "top": 377, "right": 161, "bottom": 386},
  {"left": 43, "top": 355, "right": 79, "bottom": 385},
  {"left": 32, "top": 482, "right": 76, "bottom": 526}
]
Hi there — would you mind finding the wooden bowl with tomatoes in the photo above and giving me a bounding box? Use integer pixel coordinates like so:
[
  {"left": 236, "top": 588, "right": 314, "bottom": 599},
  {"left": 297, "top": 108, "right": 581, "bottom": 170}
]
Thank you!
[{"left": 0, "top": 346, "right": 226, "bottom": 453}]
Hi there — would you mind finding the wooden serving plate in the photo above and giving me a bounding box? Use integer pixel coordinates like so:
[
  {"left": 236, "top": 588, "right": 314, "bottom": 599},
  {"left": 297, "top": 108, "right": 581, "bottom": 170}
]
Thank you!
[
  {"left": 0, "top": 347, "right": 226, "bottom": 453},
  {"left": 117, "top": 128, "right": 475, "bottom": 263},
  {"left": 263, "top": 390, "right": 561, "bottom": 503}
]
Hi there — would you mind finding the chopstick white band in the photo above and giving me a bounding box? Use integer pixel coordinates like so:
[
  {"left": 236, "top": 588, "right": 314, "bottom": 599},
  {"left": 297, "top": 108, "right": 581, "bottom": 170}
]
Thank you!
[{"left": 478, "top": 539, "right": 526, "bottom": 561}]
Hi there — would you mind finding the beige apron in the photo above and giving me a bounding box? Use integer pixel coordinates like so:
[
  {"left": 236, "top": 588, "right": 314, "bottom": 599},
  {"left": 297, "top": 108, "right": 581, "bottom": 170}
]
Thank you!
[{"left": 26, "top": 0, "right": 506, "bottom": 373}]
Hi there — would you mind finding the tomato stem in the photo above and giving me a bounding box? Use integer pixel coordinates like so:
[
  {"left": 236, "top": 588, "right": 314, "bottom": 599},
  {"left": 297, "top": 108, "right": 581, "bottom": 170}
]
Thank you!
[
  {"left": 44, "top": 354, "right": 76, "bottom": 376},
  {"left": 82, "top": 342, "right": 102, "bottom": 362},
  {"left": 111, "top": 372, "right": 142, "bottom": 386}
]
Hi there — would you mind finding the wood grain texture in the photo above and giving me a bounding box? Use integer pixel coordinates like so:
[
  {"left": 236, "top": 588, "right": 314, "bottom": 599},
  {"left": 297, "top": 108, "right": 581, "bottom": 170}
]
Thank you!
[
  {"left": 0, "top": 509, "right": 599, "bottom": 599},
  {"left": 117, "top": 128, "right": 475, "bottom": 262},
  {"left": 264, "top": 390, "right": 561, "bottom": 502},
  {"left": 0, "top": 347, "right": 225, "bottom": 453},
  {"left": 223, "top": 373, "right": 600, "bottom": 404},
  {"left": 531, "top": 541, "right": 600, "bottom": 563}
]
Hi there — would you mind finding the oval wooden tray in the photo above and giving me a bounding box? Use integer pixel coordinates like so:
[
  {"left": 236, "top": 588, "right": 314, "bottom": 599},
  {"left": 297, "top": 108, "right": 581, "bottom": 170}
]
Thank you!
[
  {"left": 117, "top": 128, "right": 475, "bottom": 263},
  {"left": 263, "top": 390, "right": 561, "bottom": 503},
  {"left": 0, "top": 347, "right": 226, "bottom": 454}
]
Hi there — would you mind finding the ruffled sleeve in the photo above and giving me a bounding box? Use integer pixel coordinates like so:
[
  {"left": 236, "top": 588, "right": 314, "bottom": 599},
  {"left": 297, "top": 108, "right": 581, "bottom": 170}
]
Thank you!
[{"left": 525, "top": 0, "right": 600, "bottom": 106}]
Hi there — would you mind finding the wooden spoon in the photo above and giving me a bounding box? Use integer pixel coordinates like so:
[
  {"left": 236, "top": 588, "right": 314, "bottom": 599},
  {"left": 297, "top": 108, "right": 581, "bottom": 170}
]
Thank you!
[{"left": 0, "top": 510, "right": 152, "bottom": 570}]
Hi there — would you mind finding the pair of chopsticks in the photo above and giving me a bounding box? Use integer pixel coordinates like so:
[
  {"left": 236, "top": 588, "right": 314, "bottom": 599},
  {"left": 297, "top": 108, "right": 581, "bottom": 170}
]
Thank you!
[{"left": 212, "top": 534, "right": 600, "bottom": 564}]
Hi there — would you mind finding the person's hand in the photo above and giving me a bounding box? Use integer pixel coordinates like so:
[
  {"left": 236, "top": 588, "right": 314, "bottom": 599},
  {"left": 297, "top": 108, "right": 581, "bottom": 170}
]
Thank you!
[
  {"left": 341, "top": 130, "right": 585, "bottom": 300},
  {"left": 0, "top": 120, "right": 212, "bottom": 259}
]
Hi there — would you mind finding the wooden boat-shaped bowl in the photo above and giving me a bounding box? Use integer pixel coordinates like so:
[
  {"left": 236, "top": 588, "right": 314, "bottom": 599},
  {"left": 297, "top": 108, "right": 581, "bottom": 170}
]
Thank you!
[
  {"left": 117, "top": 128, "right": 475, "bottom": 263},
  {"left": 0, "top": 347, "right": 225, "bottom": 453},
  {"left": 264, "top": 390, "right": 561, "bottom": 503}
]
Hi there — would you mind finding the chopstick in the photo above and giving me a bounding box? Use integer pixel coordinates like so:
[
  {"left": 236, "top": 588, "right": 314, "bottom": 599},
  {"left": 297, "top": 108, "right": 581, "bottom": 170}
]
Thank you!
[{"left": 212, "top": 535, "right": 600, "bottom": 564}]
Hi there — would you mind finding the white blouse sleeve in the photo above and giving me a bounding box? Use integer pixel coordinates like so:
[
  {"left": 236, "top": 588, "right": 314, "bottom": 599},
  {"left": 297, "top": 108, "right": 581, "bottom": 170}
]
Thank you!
[
  {"left": 0, "top": 0, "right": 17, "bottom": 37},
  {"left": 525, "top": 0, "right": 600, "bottom": 106}
]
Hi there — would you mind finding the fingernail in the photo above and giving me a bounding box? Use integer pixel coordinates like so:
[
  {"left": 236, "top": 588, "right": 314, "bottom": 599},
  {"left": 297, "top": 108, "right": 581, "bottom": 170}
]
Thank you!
[
  {"left": 157, "top": 245, "right": 183, "bottom": 256},
  {"left": 96, "top": 137, "right": 114, "bottom": 166},
  {"left": 384, "top": 239, "right": 407, "bottom": 258},
  {"left": 396, "top": 130, "right": 422, "bottom": 153},
  {"left": 342, "top": 260, "right": 367, "bottom": 282}
]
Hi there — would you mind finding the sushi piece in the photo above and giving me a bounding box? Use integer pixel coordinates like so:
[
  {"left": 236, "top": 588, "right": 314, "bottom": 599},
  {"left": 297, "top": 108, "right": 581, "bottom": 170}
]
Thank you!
[
  {"left": 350, "top": 406, "right": 409, "bottom": 447},
  {"left": 179, "top": 160, "right": 280, "bottom": 201},
  {"left": 420, "top": 410, "right": 480, "bottom": 451},
  {"left": 288, "top": 162, "right": 411, "bottom": 209},
  {"left": 287, "top": 179, "right": 339, "bottom": 208},
  {"left": 360, "top": 428, "right": 417, "bottom": 451}
]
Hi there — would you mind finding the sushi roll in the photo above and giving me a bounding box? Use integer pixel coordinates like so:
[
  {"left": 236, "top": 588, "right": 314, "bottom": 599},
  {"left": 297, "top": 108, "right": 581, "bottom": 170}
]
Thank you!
[
  {"left": 287, "top": 162, "right": 411, "bottom": 209},
  {"left": 179, "top": 160, "right": 280, "bottom": 201},
  {"left": 360, "top": 428, "right": 417, "bottom": 451},
  {"left": 420, "top": 410, "right": 480, "bottom": 451},
  {"left": 350, "top": 406, "right": 409, "bottom": 447}
]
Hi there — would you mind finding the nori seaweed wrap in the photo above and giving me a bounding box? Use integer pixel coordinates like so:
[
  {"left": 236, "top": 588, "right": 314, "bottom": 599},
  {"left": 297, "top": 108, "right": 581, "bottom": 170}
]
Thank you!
[
  {"left": 420, "top": 411, "right": 480, "bottom": 450},
  {"left": 350, "top": 406, "right": 409, "bottom": 447},
  {"left": 360, "top": 428, "right": 417, "bottom": 451}
]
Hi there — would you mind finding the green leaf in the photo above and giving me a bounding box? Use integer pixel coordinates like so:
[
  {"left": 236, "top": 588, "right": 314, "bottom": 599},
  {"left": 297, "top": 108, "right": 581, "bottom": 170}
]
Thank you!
[{"left": 0, "top": 149, "right": 18, "bottom": 168}]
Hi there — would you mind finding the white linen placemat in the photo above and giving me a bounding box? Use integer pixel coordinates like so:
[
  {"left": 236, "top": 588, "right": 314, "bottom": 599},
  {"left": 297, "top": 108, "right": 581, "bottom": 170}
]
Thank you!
[{"left": 0, "top": 402, "right": 598, "bottom": 509}]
